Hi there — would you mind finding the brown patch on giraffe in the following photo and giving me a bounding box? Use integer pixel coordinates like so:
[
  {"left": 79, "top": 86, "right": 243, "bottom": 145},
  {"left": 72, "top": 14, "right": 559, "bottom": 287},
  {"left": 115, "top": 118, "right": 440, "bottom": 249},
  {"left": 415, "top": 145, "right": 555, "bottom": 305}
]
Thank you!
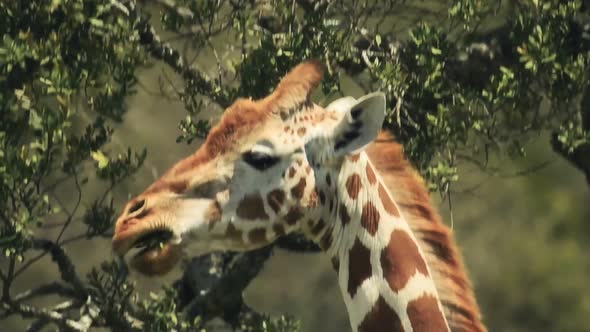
[
  {"left": 168, "top": 180, "right": 188, "bottom": 194},
  {"left": 284, "top": 126, "right": 290, "bottom": 132},
  {"left": 248, "top": 228, "right": 267, "bottom": 243},
  {"left": 311, "top": 113, "right": 326, "bottom": 124},
  {"left": 378, "top": 183, "right": 400, "bottom": 217},
  {"left": 308, "top": 188, "right": 319, "bottom": 208},
  {"left": 284, "top": 207, "right": 303, "bottom": 225},
  {"left": 345, "top": 173, "right": 362, "bottom": 199},
  {"left": 407, "top": 294, "right": 448, "bottom": 332},
  {"left": 381, "top": 229, "right": 429, "bottom": 291},
  {"left": 339, "top": 203, "right": 351, "bottom": 226},
  {"left": 319, "top": 228, "right": 333, "bottom": 250},
  {"left": 349, "top": 153, "right": 361, "bottom": 162},
  {"left": 305, "top": 165, "right": 311, "bottom": 174},
  {"left": 297, "top": 127, "right": 307, "bottom": 137},
  {"left": 290, "top": 178, "right": 306, "bottom": 199},
  {"left": 366, "top": 163, "right": 377, "bottom": 185},
  {"left": 273, "top": 223, "right": 285, "bottom": 236},
  {"left": 288, "top": 167, "right": 296, "bottom": 178},
  {"left": 267, "top": 189, "right": 285, "bottom": 214},
  {"left": 358, "top": 296, "right": 404, "bottom": 332},
  {"left": 347, "top": 238, "right": 372, "bottom": 297},
  {"left": 296, "top": 159, "right": 303, "bottom": 166},
  {"left": 236, "top": 193, "right": 268, "bottom": 220},
  {"left": 361, "top": 201, "right": 380, "bottom": 236}
]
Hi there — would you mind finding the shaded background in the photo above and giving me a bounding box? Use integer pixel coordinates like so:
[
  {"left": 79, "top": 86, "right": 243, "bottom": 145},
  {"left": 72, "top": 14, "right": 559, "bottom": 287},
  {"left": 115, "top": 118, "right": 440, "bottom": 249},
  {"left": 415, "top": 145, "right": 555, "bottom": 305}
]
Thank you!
[
  {"left": 3, "top": 1, "right": 590, "bottom": 331},
  {"left": 6, "top": 64, "right": 590, "bottom": 331}
]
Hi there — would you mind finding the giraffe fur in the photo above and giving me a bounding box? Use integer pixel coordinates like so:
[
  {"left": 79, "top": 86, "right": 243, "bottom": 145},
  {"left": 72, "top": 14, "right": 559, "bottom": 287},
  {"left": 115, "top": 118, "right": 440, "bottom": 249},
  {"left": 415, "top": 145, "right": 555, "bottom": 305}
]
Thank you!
[{"left": 112, "top": 61, "right": 485, "bottom": 332}]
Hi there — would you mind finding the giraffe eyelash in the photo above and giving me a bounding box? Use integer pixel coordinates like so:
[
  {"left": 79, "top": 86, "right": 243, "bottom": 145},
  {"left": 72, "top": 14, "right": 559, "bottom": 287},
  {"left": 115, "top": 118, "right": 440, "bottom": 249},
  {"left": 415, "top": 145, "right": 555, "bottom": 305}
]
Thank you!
[{"left": 242, "top": 151, "right": 280, "bottom": 171}]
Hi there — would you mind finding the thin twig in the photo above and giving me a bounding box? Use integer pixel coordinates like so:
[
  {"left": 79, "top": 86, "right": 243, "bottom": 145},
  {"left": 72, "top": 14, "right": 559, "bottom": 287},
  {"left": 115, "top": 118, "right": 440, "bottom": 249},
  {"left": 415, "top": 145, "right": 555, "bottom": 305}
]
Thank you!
[
  {"left": 56, "top": 171, "right": 82, "bottom": 244},
  {"left": 13, "top": 282, "right": 77, "bottom": 302},
  {"left": 14, "top": 251, "right": 47, "bottom": 279}
]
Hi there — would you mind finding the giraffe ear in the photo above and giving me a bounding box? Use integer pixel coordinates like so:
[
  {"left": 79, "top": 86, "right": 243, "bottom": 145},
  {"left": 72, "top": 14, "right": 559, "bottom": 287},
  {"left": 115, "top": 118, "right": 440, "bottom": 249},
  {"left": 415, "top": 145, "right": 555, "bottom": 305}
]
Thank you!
[
  {"left": 329, "top": 92, "right": 386, "bottom": 155},
  {"left": 325, "top": 96, "right": 357, "bottom": 113},
  {"left": 268, "top": 60, "right": 324, "bottom": 116}
]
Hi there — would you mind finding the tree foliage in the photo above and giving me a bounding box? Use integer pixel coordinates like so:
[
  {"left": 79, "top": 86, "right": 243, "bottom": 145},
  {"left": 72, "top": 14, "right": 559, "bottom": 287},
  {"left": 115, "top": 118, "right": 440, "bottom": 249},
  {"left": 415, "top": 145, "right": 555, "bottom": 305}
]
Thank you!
[{"left": 1, "top": 0, "right": 589, "bottom": 331}]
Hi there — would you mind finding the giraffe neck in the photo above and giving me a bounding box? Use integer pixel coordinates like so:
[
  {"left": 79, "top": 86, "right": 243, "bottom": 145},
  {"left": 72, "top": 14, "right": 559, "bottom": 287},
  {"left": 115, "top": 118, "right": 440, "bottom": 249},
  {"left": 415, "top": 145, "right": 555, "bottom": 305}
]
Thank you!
[{"left": 306, "top": 152, "right": 450, "bottom": 332}]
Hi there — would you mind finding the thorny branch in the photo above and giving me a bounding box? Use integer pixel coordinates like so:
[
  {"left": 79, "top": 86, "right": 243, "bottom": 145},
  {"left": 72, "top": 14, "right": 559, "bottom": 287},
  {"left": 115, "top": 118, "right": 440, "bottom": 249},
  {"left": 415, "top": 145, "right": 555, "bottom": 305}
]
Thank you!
[{"left": 29, "top": 239, "right": 87, "bottom": 296}]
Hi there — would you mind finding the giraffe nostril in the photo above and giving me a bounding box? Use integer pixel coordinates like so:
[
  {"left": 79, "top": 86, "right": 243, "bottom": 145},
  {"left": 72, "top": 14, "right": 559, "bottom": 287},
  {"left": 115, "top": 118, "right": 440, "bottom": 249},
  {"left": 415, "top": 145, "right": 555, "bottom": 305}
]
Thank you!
[{"left": 128, "top": 199, "right": 146, "bottom": 215}]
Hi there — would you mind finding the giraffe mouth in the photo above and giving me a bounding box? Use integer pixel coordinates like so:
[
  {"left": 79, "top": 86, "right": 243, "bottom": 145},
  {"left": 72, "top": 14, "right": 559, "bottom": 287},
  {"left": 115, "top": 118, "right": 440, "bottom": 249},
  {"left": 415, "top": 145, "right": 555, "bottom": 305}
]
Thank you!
[
  {"left": 117, "top": 227, "right": 183, "bottom": 276},
  {"left": 130, "top": 229, "right": 174, "bottom": 257},
  {"left": 113, "top": 226, "right": 178, "bottom": 258}
]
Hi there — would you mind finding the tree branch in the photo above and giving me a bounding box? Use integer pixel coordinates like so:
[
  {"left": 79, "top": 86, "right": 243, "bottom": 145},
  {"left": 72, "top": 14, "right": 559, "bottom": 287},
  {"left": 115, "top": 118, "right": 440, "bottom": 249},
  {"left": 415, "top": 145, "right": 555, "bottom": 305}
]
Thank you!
[
  {"left": 2, "top": 301, "right": 88, "bottom": 332},
  {"left": 13, "top": 282, "right": 77, "bottom": 302},
  {"left": 125, "top": 1, "right": 231, "bottom": 108},
  {"left": 180, "top": 247, "right": 273, "bottom": 324},
  {"left": 30, "top": 239, "right": 87, "bottom": 296},
  {"left": 2, "top": 258, "right": 15, "bottom": 302},
  {"left": 551, "top": 84, "right": 590, "bottom": 186}
]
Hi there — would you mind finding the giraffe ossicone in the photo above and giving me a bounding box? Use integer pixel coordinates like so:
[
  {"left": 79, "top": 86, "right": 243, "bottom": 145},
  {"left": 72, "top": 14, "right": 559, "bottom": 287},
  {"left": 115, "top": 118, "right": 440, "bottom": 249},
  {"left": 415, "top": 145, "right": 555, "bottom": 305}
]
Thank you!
[{"left": 112, "top": 60, "right": 486, "bottom": 332}]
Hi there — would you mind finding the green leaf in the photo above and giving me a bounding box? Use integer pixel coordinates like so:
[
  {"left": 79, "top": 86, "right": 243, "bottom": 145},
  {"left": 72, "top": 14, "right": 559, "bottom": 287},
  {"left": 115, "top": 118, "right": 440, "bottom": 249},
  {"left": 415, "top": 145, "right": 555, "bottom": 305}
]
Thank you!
[
  {"left": 500, "top": 66, "right": 514, "bottom": 78},
  {"left": 89, "top": 18, "right": 104, "bottom": 27},
  {"left": 91, "top": 150, "right": 109, "bottom": 169}
]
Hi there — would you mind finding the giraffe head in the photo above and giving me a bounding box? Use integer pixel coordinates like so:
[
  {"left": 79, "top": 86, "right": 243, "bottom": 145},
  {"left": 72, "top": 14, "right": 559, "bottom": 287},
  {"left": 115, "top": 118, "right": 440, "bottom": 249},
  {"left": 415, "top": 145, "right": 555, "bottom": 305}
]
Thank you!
[{"left": 112, "top": 60, "right": 386, "bottom": 275}]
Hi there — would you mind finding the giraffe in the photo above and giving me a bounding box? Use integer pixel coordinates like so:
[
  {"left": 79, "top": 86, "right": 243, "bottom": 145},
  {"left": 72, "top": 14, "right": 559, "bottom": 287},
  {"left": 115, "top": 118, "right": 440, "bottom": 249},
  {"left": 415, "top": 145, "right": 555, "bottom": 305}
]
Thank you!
[{"left": 112, "top": 60, "right": 486, "bottom": 332}]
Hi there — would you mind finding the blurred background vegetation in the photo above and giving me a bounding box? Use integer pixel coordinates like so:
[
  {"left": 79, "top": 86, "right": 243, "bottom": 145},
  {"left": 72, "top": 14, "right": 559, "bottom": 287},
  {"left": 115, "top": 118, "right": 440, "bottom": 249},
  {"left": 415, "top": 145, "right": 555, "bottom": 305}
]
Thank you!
[{"left": 1, "top": 0, "right": 589, "bottom": 331}]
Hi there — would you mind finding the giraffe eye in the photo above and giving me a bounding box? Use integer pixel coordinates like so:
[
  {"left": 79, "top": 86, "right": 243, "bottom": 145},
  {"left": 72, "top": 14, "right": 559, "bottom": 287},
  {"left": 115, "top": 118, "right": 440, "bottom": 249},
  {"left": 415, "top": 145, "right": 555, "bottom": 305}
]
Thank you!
[{"left": 243, "top": 151, "right": 280, "bottom": 171}]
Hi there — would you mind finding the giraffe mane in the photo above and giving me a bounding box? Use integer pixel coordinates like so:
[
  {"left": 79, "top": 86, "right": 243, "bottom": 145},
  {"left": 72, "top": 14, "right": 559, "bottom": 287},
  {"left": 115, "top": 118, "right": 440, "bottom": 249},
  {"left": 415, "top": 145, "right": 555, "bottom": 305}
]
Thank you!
[{"left": 366, "top": 131, "right": 487, "bottom": 332}]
